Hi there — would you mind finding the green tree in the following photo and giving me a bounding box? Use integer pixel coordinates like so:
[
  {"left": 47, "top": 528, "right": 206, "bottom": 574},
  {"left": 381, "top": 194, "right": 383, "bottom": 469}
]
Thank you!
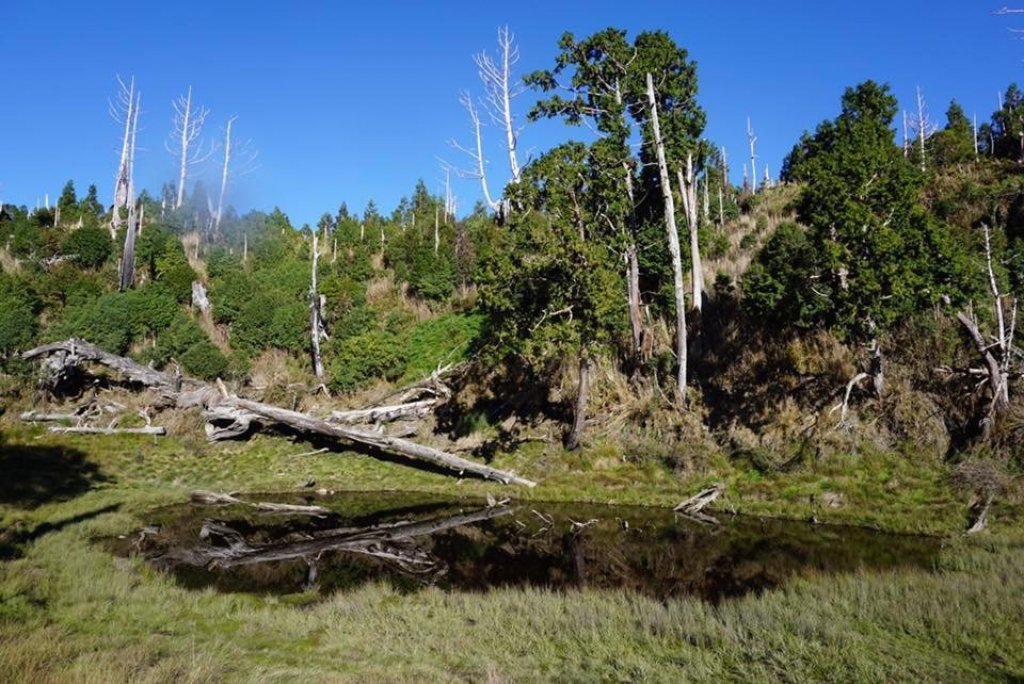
[
  {"left": 759, "top": 81, "right": 970, "bottom": 338},
  {"left": 478, "top": 141, "right": 622, "bottom": 447},
  {"left": 61, "top": 226, "right": 112, "bottom": 269},
  {"left": 931, "top": 100, "right": 975, "bottom": 166}
]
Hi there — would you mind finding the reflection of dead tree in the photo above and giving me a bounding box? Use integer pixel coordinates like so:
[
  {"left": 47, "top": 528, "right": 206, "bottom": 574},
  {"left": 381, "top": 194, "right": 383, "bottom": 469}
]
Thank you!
[
  {"left": 151, "top": 505, "right": 513, "bottom": 576},
  {"left": 22, "top": 339, "right": 535, "bottom": 487}
]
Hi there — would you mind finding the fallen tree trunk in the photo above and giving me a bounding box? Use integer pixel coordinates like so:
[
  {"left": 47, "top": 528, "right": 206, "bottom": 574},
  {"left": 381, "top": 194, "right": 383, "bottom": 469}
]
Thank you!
[
  {"left": 189, "top": 490, "right": 332, "bottom": 516},
  {"left": 329, "top": 399, "right": 438, "bottom": 425},
  {"left": 20, "top": 412, "right": 82, "bottom": 423},
  {"left": 23, "top": 338, "right": 535, "bottom": 488},
  {"left": 47, "top": 426, "right": 166, "bottom": 436},
  {"left": 674, "top": 484, "right": 725, "bottom": 514}
]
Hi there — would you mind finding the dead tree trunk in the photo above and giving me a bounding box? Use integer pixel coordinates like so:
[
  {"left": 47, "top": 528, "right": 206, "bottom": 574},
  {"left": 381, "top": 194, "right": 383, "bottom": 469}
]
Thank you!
[
  {"left": 309, "top": 233, "right": 326, "bottom": 378},
  {"left": 916, "top": 86, "right": 929, "bottom": 172},
  {"left": 119, "top": 88, "right": 141, "bottom": 292},
  {"left": 110, "top": 76, "right": 137, "bottom": 239},
  {"left": 646, "top": 73, "right": 688, "bottom": 404},
  {"left": 565, "top": 353, "right": 590, "bottom": 450},
  {"left": 677, "top": 155, "right": 703, "bottom": 311},
  {"left": 957, "top": 225, "right": 1014, "bottom": 440},
  {"left": 22, "top": 339, "right": 535, "bottom": 488},
  {"left": 168, "top": 86, "right": 213, "bottom": 210},
  {"left": 616, "top": 80, "right": 645, "bottom": 364},
  {"left": 450, "top": 94, "right": 499, "bottom": 212},
  {"left": 747, "top": 118, "right": 758, "bottom": 194},
  {"left": 475, "top": 26, "right": 522, "bottom": 184},
  {"left": 215, "top": 117, "right": 234, "bottom": 236}
]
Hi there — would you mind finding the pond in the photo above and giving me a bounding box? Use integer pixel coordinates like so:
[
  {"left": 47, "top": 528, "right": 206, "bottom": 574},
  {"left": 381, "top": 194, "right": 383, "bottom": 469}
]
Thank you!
[{"left": 115, "top": 491, "right": 941, "bottom": 603}]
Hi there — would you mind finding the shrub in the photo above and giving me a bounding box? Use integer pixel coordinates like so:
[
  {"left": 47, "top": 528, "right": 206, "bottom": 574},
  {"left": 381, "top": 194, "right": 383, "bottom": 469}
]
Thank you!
[
  {"left": 181, "top": 340, "right": 229, "bottom": 380},
  {"left": 62, "top": 227, "right": 112, "bottom": 268},
  {"left": 327, "top": 329, "right": 407, "bottom": 392}
]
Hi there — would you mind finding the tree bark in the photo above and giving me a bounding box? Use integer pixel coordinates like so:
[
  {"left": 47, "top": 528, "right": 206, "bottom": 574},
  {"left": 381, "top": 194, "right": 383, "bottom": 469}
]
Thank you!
[
  {"left": 47, "top": 426, "right": 165, "bottom": 436},
  {"left": 677, "top": 155, "right": 703, "bottom": 311},
  {"left": 309, "top": 233, "right": 325, "bottom": 378},
  {"left": 565, "top": 353, "right": 590, "bottom": 450},
  {"left": 646, "top": 73, "right": 688, "bottom": 403}
]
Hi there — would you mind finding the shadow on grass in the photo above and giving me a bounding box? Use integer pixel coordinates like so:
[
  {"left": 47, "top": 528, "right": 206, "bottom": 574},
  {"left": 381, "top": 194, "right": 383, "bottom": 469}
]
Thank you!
[
  {"left": 0, "top": 433, "right": 112, "bottom": 508},
  {"left": 0, "top": 503, "right": 122, "bottom": 560}
]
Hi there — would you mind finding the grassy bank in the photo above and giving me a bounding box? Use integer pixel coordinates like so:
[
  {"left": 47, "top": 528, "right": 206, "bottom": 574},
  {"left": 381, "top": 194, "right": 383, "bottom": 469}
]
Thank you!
[{"left": 2, "top": 425, "right": 1023, "bottom": 682}]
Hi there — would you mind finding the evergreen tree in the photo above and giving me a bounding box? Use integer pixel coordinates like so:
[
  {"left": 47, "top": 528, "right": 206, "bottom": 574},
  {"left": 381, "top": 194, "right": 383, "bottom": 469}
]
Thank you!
[{"left": 750, "top": 81, "right": 970, "bottom": 338}]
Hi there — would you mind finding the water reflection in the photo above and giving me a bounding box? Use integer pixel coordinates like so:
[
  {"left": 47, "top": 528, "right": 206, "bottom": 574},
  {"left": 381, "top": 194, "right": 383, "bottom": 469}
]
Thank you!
[{"left": 119, "top": 492, "right": 941, "bottom": 602}]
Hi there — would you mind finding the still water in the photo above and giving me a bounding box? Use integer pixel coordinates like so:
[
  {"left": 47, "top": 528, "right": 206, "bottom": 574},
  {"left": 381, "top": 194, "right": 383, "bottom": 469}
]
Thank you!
[{"left": 117, "top": 491, "right": 940, "bottom": 603}]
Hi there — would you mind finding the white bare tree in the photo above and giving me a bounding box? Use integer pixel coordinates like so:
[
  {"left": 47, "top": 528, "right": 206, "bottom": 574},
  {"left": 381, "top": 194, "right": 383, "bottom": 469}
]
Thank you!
[
  {"left": 912, "top": 86, "right": 937, "bottom": 172},
  {"left": 448, "top": 93, "right": 499, "bottom": 212},
  {"left": 474, "top": 25, "right": 523, "bottom": 184},
  {"left": 309, "top": 233, "right": 328, "bottom": 379},
  {"left": 166, "top": 86, "right": 214, "bottom": 210},
  {"left": 110, "top": 75, "right": 140, "bottom": 239},
  {"left": 647, "top": 73, "right": 688, "bottom": 403},
  {"left": 214, "top": 116, "right": 258, "bottom": 235},
  {"left": 676, "top": 154, "right": 704, "bottom": 311},
  {"left": 747, "top": 117, "right": 758, "bottom": 193}
]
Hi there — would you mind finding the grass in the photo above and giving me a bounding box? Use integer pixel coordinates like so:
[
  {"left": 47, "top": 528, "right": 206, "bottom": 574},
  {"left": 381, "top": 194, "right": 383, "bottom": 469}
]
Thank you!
[{"left": 1, "top": 422, "right": 1022, "bottom": 682}]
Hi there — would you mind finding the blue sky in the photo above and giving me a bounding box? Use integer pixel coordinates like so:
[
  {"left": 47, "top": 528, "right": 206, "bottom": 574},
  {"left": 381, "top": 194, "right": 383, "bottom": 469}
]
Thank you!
[{"left": 1, "top": 1, "right": 1022, "bottom": 227}]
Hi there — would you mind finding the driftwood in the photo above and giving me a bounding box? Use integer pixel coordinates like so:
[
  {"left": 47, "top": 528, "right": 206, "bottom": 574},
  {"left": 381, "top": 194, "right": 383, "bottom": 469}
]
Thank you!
[
  {"left": 189, "top": 490, "right": 331, "bottom": 516},
  {"left": 47, "top": 425, "right": 166, "bottom": 436},
  {"left": 674, "top": 484, "right": 725, "bottom": 514},
  {"left": 23, "top": 338, "right": 535, "bottom": 487}
]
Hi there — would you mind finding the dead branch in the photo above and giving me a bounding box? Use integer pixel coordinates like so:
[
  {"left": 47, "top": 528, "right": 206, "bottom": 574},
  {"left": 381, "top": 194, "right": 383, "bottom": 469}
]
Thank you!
[
  {"left": 23, "top": 338, "right": 535, "bottom": 488},
  {"left": 47, "top": 426, "right": 166, "bottom": 436},
  {"left": 674, "top": 484, "right": 725, "bottom": 514}
]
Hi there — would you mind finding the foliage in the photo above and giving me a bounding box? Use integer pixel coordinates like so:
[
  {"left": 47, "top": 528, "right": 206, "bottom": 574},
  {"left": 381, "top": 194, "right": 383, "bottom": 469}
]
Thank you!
[
  {"left": 761, "top": 81, "right": 971, "bottom": 338},
  {"left": 61, "top": 227, "right": 112, "bottom": 269},
  {"left": 180, "top": 340, "right": 229, "bottom": 380}
]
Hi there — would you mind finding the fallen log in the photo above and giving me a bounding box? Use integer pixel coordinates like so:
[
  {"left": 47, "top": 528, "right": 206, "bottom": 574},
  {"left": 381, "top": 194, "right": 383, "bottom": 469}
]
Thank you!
[
  {"left": 211, "top": 397, "right": 537, "bottom": 487},
  {"left": 23, "top": 338, "right": 536, "bottom": 488},
  {"left": 189, "top": 490, "right": 332, "bottom": 516},
  {"left": 329, "top": 399, "right": 438, "bottom": 425},
  {"left": 47, "top": 426, "right": 166, "bottom": 436},
  {"left": 20, "top": 412, "right": 81, "bottom": 423},
  {"left": 674, "top": 484, "right": 725, "bottom": 514}
]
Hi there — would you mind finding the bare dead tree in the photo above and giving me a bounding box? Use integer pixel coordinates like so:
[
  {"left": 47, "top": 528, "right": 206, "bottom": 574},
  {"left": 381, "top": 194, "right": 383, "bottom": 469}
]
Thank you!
[
  {"left": 647, "top": 73, "right": 688, "bottom": 404},
  {"left": 109, "top": 76, "right": 139, "bottom": 239},
  {"left": 215, "top": 116, "right": 258, "bottom": 236},
  {"left": 309, "top": 233, "right": 327, "bottom": 379},
  {"left": 746, "top": 117, "right": 758, "bottom": 194},
  {"left": 166, "top": 86, "right": 214, "bottom": 210},
  {"left": 474, "top": 25, "right": 523, "bottom": 184},
  {"left": 912, "top": 86, "right": 937, "bottom": 172},
  {"left": 957, "top": 224, "right": 1015, "bottom": 440},
  {"left": 903, "top": 110, "right": 910, "bottom": 159},
  {"left": 974, "top": 113, "right": 980, "bottom": 160},
  {"left": 676, "top": 154, "right": 703, "bottom": 311},
  {"left": 117, "top": 82, "right": 142, "bottom": 292},
  {"left": 448, "top": 93, "right": 500, "bottom": 212}
]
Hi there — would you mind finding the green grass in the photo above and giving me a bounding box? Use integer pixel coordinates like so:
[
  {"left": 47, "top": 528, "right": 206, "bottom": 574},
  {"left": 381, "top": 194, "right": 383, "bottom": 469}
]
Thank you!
[{"left": 1, "top": 423, "right": 1022, "bottom": 682}]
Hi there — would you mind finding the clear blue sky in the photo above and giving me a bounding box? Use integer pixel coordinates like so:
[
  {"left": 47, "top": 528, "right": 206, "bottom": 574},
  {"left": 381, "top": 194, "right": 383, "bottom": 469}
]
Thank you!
[{"left": 1, "top": 1, "right": 1021, "bottom": 227}]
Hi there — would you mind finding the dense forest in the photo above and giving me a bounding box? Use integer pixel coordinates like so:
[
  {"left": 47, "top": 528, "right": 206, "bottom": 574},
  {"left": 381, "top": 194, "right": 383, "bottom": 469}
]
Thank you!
[{"left": 3, "top": 28, "right": 1024, "bottom": 512}]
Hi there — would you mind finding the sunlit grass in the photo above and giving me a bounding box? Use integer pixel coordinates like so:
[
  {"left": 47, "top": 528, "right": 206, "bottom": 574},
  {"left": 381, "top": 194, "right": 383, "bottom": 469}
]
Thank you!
[{"left": 1, "top": 424, "right": 1022, "bottom": 681}]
